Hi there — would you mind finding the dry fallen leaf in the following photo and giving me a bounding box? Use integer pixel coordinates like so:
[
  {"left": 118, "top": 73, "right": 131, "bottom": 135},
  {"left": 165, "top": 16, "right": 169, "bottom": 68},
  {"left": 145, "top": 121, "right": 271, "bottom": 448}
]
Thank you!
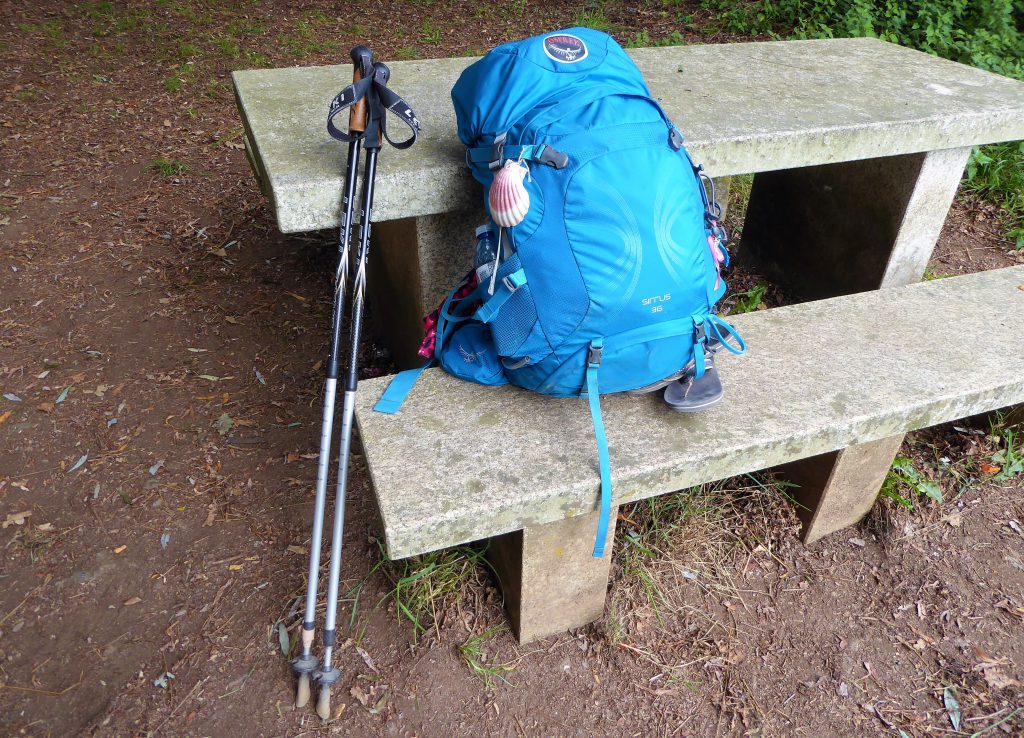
[
  {"left": 982, "top": 667, "right": 1021, "bottom": 690},
  {"left": 224, "top": 316, "right": 239, "bottom": 324},
  {"left": 228, "top": 564, "right": 242, "bottom": 571},
  {"left": 123, "top": 597, "right": 142, "bottom": 606},
  {"left": 0, "top": 410, "right": 11, "bottom": 425},
  {"left": 980, "top": 462, "right": 1001, "bottom": 475},
  {"left": 350, "top": 684, "right": 371, "bottom": 707},
  {"left": 36, "top": 402, "right": 54, "bottom": 413},
  {"left": 3, "top": 510, "right": 32, "bottom": 528},
  {"left": 114, "top": 545, "right": 127, "bottom": 554},
  {"left": 286, "top": 545, "right": 307, "bottom": 555}
]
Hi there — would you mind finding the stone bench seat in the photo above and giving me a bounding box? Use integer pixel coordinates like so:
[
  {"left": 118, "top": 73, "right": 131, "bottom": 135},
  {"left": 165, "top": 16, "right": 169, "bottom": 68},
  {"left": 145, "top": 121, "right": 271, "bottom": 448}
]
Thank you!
[
  {"left": 233, "top": 37, "right": 1024, "bottom": 367},
  {"left": 354, "top": 266, "right": 1024, "bottom": 643}
]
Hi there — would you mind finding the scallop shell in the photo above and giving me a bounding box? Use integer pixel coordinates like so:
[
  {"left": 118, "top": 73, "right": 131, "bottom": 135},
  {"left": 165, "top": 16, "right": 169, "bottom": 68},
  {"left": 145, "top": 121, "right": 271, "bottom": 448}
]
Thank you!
[{"left": 488, "top": 160, "right": 530, "bottom": 228}]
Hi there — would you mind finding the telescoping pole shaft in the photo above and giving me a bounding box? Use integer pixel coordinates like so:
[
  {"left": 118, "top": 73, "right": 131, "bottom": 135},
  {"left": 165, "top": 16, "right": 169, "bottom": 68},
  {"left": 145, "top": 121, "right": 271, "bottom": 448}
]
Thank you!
[
  {"left": 293, "top": 44, "right": 373, "bottom": 711},
  {"left": 315, "top": 62, "right": 389, "bottom": 723}
]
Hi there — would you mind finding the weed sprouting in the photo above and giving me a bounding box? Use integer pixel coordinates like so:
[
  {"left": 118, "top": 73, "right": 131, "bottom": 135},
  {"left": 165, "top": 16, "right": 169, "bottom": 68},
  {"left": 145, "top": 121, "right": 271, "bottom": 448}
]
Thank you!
[
  {"left": 459, "top": 626, "right": 516, "bottom": 688},
  {"left": 420, "top": 19, "right": 442, "bottom": 46},
  {"left": 149, "top": 158, "right": 188, "bottom": 176},
  {"left": 729, "top": 282, "right": 768, "bottom": 314},
  {"left": 880, "top": 456, "right": 943, "bottom": 511},
  {"left": 988, "top": 414, "right": 1024, "bottom": 481}
]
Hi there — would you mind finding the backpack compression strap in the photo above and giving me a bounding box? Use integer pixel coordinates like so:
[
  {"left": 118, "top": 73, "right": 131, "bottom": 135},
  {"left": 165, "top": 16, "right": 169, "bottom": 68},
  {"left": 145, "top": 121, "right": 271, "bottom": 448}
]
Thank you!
[{"left": 585, "top": 339, "right": 613, "bottom": 558}]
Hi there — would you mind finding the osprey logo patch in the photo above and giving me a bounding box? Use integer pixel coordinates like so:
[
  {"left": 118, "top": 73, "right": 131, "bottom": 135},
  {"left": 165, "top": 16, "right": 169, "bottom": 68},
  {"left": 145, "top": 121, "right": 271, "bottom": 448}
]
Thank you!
[
  {"left": 458, "top": 344, "right": 482, "bottom": 364},
  {"left": 543, "top": 34, "right": 588, "bottom": 64}
]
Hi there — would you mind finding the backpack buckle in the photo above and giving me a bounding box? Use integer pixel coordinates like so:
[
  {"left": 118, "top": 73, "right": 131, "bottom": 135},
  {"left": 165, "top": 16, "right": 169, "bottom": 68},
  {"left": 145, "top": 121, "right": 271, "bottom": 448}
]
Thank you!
[
  {"left": 668, "top": 127, "right": 684, "bottom": 150},
  {"left": 488, "top": 132, "right": 508, "bottom": 171},
  {"left": 588, "top": 344, "right": 603, "bottom": 366},
  {"left": 536, "top": 145, "right": 569, "bottom": 169}
]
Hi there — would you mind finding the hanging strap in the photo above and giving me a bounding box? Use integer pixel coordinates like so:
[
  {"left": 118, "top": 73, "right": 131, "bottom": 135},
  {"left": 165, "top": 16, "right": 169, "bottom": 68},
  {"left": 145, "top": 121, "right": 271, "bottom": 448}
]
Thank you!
[
  {"left": 584, "top": 339, "right": 613, "bottom": 558},
  {"left": 373, "top": 361, "right": 433, "bottom": 414},
  {"left": 373, "top": 276, "right": 473, "bottom": 415}
]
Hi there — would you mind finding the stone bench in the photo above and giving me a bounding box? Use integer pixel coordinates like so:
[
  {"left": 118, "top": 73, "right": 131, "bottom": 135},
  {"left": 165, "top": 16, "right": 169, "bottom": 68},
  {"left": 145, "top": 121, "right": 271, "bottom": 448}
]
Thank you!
[
  {"left": 353, "top": 266, "right": 1024, "bottom": 643},
  {"left": 233, "top": 37, "right": 1024, "bottom": 367}
]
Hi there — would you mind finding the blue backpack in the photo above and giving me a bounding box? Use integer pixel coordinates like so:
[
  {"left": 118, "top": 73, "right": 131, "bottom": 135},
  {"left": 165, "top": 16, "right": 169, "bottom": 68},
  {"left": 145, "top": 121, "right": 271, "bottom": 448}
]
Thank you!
[{"left": 376, "top": 28, "right": 745, "bottom": 556}]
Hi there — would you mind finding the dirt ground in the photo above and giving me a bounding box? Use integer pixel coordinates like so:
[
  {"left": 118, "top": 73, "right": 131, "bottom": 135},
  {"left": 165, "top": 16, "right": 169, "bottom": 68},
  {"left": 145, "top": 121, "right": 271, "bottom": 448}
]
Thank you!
[{"left": 2, "top": 2, "right": 1023, "bottom": 737}]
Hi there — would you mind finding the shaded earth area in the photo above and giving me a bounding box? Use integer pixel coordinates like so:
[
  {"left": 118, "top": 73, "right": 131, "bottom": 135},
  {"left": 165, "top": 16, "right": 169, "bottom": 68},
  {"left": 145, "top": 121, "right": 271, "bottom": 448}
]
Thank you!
[{"left": 2, "top": 2, "right": 1023, "bottom": 737}]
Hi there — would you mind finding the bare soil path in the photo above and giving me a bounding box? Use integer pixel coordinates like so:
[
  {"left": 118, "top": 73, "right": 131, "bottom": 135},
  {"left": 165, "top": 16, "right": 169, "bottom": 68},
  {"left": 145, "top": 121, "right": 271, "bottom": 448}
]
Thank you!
[{"left": 2, "top": 2, "right": 1022, "bottom": 736}]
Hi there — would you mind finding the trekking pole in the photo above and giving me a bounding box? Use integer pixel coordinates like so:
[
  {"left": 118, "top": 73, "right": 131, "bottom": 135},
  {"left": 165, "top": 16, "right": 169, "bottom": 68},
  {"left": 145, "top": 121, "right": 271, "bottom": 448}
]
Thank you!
[
  {"left": 292, "top": 44, "right": 374, "bottom": 710},
  {"left": 314, "top": 60, "right": 393, "bottom": 721}
]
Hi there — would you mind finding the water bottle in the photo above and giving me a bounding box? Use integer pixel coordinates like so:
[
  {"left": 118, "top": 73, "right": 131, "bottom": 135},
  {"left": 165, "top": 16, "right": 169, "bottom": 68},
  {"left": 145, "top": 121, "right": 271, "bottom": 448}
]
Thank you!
[{"left": 473, "top": 223, "right": 498, "bottom": 282}]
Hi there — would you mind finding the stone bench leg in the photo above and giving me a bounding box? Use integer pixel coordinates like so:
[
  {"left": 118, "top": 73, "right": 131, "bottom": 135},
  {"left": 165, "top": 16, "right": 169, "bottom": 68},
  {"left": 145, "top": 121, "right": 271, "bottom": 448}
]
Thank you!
[
  {"left": 739, "top": 148, "right": 969, "bottom": 541},
  {"left": 779, "top": 434, "right": 905, "bottom": 544},
  {"left": 487, "top": 507, "right": 617, "bottom": 644},
  {"left": 739, "top": 146, "right": 971, "bottom": 298},
  {"left": 368, "top": 208, "right": 485, "bottom": 369}
]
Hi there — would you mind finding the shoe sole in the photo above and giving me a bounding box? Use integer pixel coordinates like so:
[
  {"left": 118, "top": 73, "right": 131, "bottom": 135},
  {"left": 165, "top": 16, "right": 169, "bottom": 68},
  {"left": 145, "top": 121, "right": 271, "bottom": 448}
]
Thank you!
[{"left": 665, "top": 393, "right": 724, "bottom": 413}]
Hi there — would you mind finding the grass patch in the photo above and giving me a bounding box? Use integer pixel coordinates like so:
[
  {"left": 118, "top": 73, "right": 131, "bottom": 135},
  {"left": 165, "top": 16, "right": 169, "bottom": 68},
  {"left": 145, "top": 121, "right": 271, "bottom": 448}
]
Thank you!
[
  {"left": 211, "top": 36, "right": 241, "bottom": 57},
  {"left": 380, "top": 544, "right": 492, "bottom": 641},
  {"left": 394, "top": 45, "right": 419, "bottom": 61},
  {"left": 18, "top": 20, "right": 67, "bottom": 49},
  {"left": 148, "top": 157, "right": 188, "bottom": 176},
  {"left": 459, "top": 626, "right": 516, "bottom": 688},
  {"left": 609, "top": 475, "right": 797, "bottom": 680},
  {"left": 625, "top": 29, "right": 687, "bottom": 48},
  {"left": 572, "top": 5, "right": 617, "bottom": 33},
  {"left": 420, "top": 19, "right": 442, "bottom": 46}
]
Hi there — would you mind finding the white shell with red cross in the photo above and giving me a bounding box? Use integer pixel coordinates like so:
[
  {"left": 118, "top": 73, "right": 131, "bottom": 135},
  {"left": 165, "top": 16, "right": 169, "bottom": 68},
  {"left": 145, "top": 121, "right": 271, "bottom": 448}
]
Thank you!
[{"left": 488, "top": 160, "right": 530, "bottom": 228}]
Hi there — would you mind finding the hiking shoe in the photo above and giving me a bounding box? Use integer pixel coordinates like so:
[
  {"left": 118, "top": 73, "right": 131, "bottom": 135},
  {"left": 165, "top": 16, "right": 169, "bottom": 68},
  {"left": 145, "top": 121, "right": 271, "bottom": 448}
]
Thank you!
[
  {"left": 663, "top": 354, "right": 724, "bottom": 412},
  {"left": 626, "top": 368, "right": 686, "bottom": 396},
  {"left": 625, "top": 337, "right": 724, "bottom": 397}
]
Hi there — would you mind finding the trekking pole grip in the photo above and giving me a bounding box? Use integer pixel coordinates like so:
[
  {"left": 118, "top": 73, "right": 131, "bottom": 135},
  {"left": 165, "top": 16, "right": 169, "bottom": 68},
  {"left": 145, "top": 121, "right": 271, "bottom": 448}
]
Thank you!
[{"left": 349, "top": 45, "right": 373, "bottom": 134}]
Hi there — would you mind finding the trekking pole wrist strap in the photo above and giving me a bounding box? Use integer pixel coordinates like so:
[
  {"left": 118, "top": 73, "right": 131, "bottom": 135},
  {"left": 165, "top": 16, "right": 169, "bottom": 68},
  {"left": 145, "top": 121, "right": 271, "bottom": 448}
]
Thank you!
[{"left": 327, "top": 71, "right": 421, "bottom": 149}]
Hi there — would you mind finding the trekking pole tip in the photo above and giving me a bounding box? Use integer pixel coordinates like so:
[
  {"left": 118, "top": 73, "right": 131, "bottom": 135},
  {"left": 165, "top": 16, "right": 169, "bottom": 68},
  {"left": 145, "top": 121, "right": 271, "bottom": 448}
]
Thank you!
[
  {"left": 315, "top": 684, "right": 332, "bottom": 720},
  {"left": 295, "top": 673, "right": 311, "bottom": 708}
]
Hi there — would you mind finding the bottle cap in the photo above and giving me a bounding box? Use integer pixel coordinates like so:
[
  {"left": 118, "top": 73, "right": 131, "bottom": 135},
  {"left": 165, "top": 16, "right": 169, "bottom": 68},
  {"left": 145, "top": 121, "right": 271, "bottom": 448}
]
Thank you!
[{"left": 475, "top": 223, "right": 495, "bottom": 239}]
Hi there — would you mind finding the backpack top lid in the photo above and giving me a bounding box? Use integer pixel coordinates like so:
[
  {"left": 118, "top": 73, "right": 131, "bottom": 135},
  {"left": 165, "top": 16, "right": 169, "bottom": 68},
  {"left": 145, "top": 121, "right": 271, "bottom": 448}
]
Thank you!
[{"left": 451, "top": 27, "right": 652, "bottom": 148}]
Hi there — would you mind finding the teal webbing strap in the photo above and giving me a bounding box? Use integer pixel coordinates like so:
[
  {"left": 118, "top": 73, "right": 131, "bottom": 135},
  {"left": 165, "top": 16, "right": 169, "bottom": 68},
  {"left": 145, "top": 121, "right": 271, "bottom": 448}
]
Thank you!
[
  {"left": 584, "top": 338, "right": 613, "bottom": 558},
  {"left": 373, "top": 361, "right": 432, "bottom": 414},
  {"left": 474, "top": 269, "right": 527, "bottom": 324},
  {"left": 693, "top": 318, "right": 707, "bottom": 380},
  {"left": 466, "top": 144, "right": 542, "bottom": 167},
  {"left": 707, "top": 315, "right": 747, "bottom": 355}
]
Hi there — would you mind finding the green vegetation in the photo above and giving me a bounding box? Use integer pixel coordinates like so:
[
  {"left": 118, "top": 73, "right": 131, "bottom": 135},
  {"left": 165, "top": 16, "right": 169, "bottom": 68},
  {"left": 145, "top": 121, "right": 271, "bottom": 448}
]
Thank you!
[
  {"left": 18, "top": 19, "right": 67, "bottom": 49},
  {"left": 988, "top": 414, "right": 1024, "bottom": 481},
  {"left": 881, "top": 456, "right": 943, "bottom": 510},
  {"left": 381, "top": 545, "right": 491, "bottom": 640},
  {"left": 572, "top": 5, "right": 617, "bottom": 32},
  {"left": 729, "top": 281, "right": 768, "bottom": 314},
  {"left": 420, "top": 19, "right": 443, "bottom": 46},
  {"left": 459, "top": 627, "right": 516, "bottom": 688},
  {"left": 704, "top": 0, "right": 1024, "bottom": 246},
  {"left": 148, "top": 157, "right": 188, "bottom": 176}
]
